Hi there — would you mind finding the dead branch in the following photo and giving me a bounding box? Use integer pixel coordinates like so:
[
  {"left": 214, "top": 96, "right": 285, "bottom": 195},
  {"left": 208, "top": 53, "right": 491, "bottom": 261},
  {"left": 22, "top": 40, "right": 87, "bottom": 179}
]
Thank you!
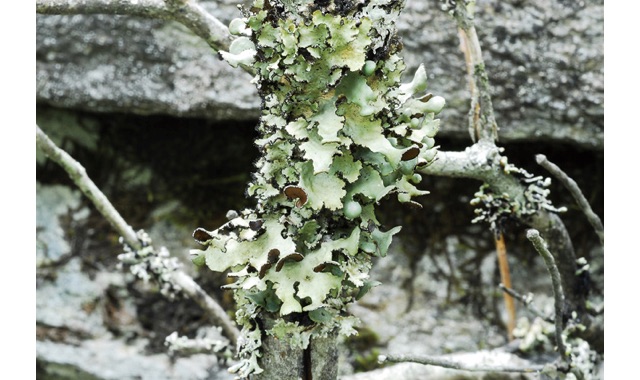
[
  {"left": 536, "top": 154, "right": 604, "bottom": 246},
  {"left": 36, "top": 124, "right": 241, "bottom": 345}
]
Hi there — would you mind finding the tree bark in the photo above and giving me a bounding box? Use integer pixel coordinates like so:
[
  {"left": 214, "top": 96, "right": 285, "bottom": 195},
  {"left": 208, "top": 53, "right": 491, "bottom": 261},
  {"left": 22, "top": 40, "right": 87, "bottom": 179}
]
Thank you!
[{"left": 254, "top": 315, "right": 339, "bottom": 380}]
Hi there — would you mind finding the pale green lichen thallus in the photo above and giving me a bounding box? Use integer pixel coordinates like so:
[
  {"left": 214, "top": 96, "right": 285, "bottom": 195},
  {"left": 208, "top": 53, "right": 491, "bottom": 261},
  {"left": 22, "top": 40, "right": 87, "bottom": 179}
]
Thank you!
[{"left": 191, "top": 0, "right": 445, "bottom": 376}]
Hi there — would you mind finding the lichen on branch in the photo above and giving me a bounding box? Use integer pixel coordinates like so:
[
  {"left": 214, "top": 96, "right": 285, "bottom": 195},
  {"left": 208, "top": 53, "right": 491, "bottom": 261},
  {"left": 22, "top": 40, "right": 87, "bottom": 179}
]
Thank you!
[{"left": 189, "top": 0, "right": 445, "bottom": 376}]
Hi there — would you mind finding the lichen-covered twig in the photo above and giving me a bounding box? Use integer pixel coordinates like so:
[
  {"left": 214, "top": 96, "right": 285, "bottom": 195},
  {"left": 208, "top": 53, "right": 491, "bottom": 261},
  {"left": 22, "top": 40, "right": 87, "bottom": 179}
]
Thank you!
[
  {"left": 165, "top": 327, "right": 233, "bottom": 357},
  {"left": 536, "top": 154, "right": 604, "bottom": 246},
  {"left": 419, "top": 142, "right": 584, "bottom": 319},
  {"left": 36, "top": 124, "right": 141, "bottom": 247},
  {"left": 526, "top": 229, "right": 567, "bottom": 357},
  {"left": 36, "top": 0, "right": 238, "bottom": 64},
  {"left": 499, "top": 284, "right": 553, "bottom": 323},
  {"left": 36, "top": 124, "right": 241, "bottom": 345},
  {"left": 420, "top": 141, "right": 521, "bottom": 189},
  {"left": 441, "top": 0, "right": 498, "bottom": 142},
  {"left": 379, "top": 353, "right": 545, "bottom": 373}
]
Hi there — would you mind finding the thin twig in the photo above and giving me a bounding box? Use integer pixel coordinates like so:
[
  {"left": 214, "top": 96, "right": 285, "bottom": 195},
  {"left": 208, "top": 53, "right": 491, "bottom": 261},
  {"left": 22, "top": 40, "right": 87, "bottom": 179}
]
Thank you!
[
  {"left": 499, "top": 284, "right": 554, "bottom": 323},
  {"left": 536, "top": 154, "right": 604, "bottom": 246},
  {"left": 526, "top": 229, "right": 567, "bottom": 357},
  {"left": 36, "top": 124, "right": 141, "bottom": 248},
  {"left": 495, "top": 232, "right": 516, "bottom": 341},
  {"left": 36, "top": 124, "right": 241, "bottom": 345},
  {"left": 170, "top": 271, "right": 240, "bottom": 344},
  {"left": 36, "top": 0, "right": 256, "bottom": 75},
  {"left": 380, "top": 353, "right": 545, "bottom": 373},
  {"left": 447, "top": 1, "right": 498, "bottom": 143}
]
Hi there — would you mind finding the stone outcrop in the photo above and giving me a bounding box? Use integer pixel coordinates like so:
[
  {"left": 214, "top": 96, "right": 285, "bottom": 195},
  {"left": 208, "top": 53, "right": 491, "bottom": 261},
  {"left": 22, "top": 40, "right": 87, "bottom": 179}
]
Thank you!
[{"left": 36, "top": 0, "right": 603, "bottom": 149}]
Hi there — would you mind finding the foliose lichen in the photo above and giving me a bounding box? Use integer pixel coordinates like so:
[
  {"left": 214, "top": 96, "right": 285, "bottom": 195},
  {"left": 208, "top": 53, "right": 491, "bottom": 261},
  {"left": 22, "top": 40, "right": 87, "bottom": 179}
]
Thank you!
[{"left": 191, "top": 0, "right": 444, "bottom": 376}]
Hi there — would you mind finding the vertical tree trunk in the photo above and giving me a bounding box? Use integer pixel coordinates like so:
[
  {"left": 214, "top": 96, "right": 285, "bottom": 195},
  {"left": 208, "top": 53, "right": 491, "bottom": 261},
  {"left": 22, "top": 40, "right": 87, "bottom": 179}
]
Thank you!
[
  {"left": 255, "top": 315, "right": 339, "bottom": 380},
  {"left": 195, "top": 1, "right": 444, "bottom": 377}
]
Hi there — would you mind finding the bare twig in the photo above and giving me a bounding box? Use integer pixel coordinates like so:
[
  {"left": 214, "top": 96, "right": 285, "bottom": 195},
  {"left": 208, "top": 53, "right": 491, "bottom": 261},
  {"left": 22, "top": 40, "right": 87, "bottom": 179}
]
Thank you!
[
  {"left": 36, "top": 0, "right": 244, "bottom": 70},
  {"left": 526, "top": 229, "right": 567, "bottom": 357},
  {"left": 536, "top": 154, "right": 604, "bottom": 246},
  {"left": 380, "top": 353, "right": 545, "bottom": 373},
  {"left": 495, "top": 232, "right": 516, "bottom": 341},
  {"left": 499, "top": 284, "right": 553, "bottom": 323},
  {"left": 36, "top": 124, "right": 241, "bottom": 345}
]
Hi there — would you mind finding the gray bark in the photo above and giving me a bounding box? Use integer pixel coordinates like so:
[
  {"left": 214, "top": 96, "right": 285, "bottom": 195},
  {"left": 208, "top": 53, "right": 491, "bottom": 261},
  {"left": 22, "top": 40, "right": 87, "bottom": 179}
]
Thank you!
[
  {"left": 254, "top": 316, "right": 339, "bottom": 380},
  {"left": 36, "top": 0, "right": 603, "bottom": 149}
]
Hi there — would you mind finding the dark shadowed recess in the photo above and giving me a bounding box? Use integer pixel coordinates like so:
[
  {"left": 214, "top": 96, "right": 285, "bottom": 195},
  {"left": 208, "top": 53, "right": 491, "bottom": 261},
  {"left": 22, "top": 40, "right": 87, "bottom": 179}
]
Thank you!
[
  {"left": 36, "top": 107, "right": 603, "bottom": 352},
  {"left": 381, "top": 136, "right": 603, "bottom": 324}
]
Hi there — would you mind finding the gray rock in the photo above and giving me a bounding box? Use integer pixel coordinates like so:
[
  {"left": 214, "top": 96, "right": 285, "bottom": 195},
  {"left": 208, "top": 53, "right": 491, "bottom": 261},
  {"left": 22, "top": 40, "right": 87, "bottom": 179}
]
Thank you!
[
  {"left": 340, "top": 350, "right": 539, "bottom": 380},
  {"left": 36, "top": 183, "right": 88, "bottom": 266},
  {"left": 36, "top": 198, "right": 235, "bottom": 379},
  {"left": 36, "top": 0, "right": 603, "bottom": 149},
  {"left": 400, "top": 0, "right": 604, "bottom": 149},
  {"left": 36, "top": 1, "right": 259, "bottom": 121},
  {"left": 36, "top": 256, "right": 120, "bottom": 337},
  {"left": 37, "top": 338, "right": 233, "bottom": 380}
]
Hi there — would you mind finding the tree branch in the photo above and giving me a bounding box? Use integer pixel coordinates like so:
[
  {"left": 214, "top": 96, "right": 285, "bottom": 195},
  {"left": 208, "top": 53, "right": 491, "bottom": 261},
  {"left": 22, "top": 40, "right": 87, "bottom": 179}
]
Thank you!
[
  {"left": 36, "top": 124, "right": 241, "bottom": 345},
  {"left": 525, "top": 211, "right": 585, "bottom": 318},
  {"left": 536, "top": 154, "right": 604, "bottom": 246},
  {"left": 170, "top": 271, "right": 240, "bottom": 344},
  {"left": 419, "top": 142, "right": 585, "bottom": 319},
  {"left": 430, "top": 7, "right": 586, "bottom": 324},
  {"left": 36, "top": 0, "right": 235, "bottom": 57},
  {"left": 380, "top": 353, "right": 545, "bottom": 374},
  {"left": 420, "top": 141, "right": 538, "bottom": 209},
  {"left": 442, "top": 0, "right": 498, "bottom": 143},
  {"left": 499, "top": 284, "right": 553, "bottom": 323},
  {"left": 36, "top": 124, "right": 141, "bottom": 248},
  {"left": 526, "top": 229, "right": 567, "bottom": 357}
]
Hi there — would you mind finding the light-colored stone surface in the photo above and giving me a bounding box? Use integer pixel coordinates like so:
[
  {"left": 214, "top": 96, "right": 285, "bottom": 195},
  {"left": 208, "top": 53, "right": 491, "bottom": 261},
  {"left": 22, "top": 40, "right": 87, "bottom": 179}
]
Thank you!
[
  {"left": 37, "top": 338, "right": 233, "bottom": 380},
  {"left": 36, "top": 184, "right": 86, "bottom": 266},
  {"left": 36, "top": 0, "right": 603, "bottom": 148}
]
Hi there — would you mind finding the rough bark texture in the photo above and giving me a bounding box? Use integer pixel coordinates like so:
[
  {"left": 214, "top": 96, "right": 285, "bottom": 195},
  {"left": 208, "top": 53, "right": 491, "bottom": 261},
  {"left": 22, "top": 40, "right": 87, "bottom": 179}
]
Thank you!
[
  {"left": 36, "top": 0, "right": 603, "bottom": 149},
  {"left": 256, "top": 316, "right": 339, "bottom": 380},
  {"left": 256, "top": 333, "right": 305, "bottom": 379},
  {"left": 309, "top": 332, "right": 340, "bottom": 380}
]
